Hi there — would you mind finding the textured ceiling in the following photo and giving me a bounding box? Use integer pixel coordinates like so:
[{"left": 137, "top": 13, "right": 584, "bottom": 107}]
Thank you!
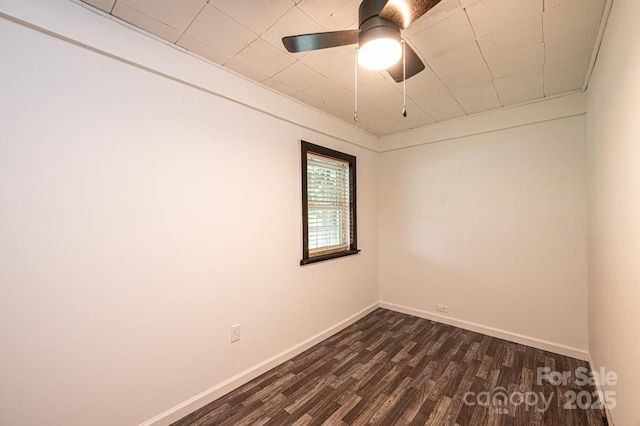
[{"left": 79, "top": 0, "right": 608, "bottom": 136}]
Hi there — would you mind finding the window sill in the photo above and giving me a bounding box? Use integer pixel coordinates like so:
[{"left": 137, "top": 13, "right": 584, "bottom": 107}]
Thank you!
[{"left": 300, "top": 249, "right": 361, "bottom": 265}]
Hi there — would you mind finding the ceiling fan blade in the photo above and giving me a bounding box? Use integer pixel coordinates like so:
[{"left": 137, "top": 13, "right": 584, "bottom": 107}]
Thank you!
[
  {"left": 380, "top": 0, "right": 442, "bottom": 29},
  {"left": 386, "top": 43, "right": 425, "bottom": 82},
  {"left": 282, "top": 30, "right": 360, "bottom": 53},
  {"left": 359, "top": 0, "right": 390, "bottom": 25}
]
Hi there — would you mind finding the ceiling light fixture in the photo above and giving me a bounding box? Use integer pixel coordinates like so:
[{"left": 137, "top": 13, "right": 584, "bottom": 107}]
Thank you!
[{"left": 357, "top": 17, "right": 402, "bottom": 70}]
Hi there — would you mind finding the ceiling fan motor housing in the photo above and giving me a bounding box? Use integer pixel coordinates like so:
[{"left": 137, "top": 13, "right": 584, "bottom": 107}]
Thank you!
[
  {"left": 358, "top": 16, "right": 401, "bottom": 48},
  {"left": 358, "top": 0, "right": 391, "bottom": 27}
]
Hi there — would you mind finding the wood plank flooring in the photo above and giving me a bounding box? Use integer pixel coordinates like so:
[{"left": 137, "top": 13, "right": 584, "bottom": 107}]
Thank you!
[{"left": 172, "top": 309, "right": 608, "bottom": 425}]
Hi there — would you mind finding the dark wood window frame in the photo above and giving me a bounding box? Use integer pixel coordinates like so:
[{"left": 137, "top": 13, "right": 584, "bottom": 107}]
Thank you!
[{"left": 301, "top": 141, "right": 360, "bottom": 265}]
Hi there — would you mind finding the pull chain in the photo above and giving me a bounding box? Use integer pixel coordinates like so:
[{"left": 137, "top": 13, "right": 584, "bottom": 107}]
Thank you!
[
  {"left": 354, "top": 47, "right": 359, "bottom": 122},
  {"left": 402, "top": 39, "right": 407, "bottom": 118}
]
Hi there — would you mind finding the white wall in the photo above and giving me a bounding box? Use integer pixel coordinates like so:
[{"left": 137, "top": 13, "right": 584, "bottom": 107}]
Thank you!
[
  {"left": 585, "top": 0, "right": 640, "bottom": 424},
  {"left": 7, "top": 0, "right": 637, "bottom": 424},
  {"left": 0, "top": 2, "right": 378, "bottom": 425},
  {"left": 379, "top": 113, "right": 589, "bottom": 357}
]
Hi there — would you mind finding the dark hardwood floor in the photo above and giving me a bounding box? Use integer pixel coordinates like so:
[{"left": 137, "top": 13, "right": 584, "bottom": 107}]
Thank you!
[{"left": 172, "top": 309, "right": 608, "bottom": 425}]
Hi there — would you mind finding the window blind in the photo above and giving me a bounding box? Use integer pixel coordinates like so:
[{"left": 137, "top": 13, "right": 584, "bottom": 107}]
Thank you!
[{"left": 307, "top": 153, "right": 350, "bottom": 257}]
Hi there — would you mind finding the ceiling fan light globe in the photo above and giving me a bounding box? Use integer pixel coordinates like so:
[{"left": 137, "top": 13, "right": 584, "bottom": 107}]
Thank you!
[{"left": 358, "top": 38, "right": 402, "bottom": 70}]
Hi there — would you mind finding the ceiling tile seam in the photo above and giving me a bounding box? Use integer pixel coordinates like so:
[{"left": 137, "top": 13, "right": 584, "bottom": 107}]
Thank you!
[
  {"left": 440, "top": 80, "right": 470, "bottom": 117},
  {"left": 231, "top": 40, "right": 264, "bottom": 69},
  {"left": 252, "top": 5, "right": 319, "bottom": 63},
  {"left": 411, "top": 104, "right": 436, "bottom": 125},
  {"left": 258, "top": 37, "right": 299, "bottom": 63},
  {"left": 184, "top": 4, "right": 261, "bottom": 63},
  {"left": 78, "top": 0, "right": 116, "bottom": 17},
  {"left": 112, "top": 2, "right": 185, "bottom": 36},
  {"left": 174, "top": 0, "right": 208, "bottom": 37},
  {"left": 184, "top": 38, "right": 232, "bottom": 67},
  {"left": 454, "top": 51, "right": 496, "bottom": 114},
  {"left": 294, "top": 4, "right": 334, "bottom": 33},
  {"left": 108, "top": 0, "right": 116, "bottom": 14},
  {"left": 405, "top": 95, "right": 438, "bottom": 124},
  {"left": 464, "top": 3, "right": 551, "bottom": 96},
  {"left": 173, "top": 2, "right": 230, "bottom": 63},
  {"left": 581, "top": 0, "right": 614, "bottom": 92},
  {"left": 420, "top": 62, "right": 442, "bottom": 94},
  {"left": 403, "top": 91, "right": 437, "bottom": 122},
  {"left": 214, "top": 5, "right": 259, "bottom": 39},
  {"left": 255, "top": 3, "right": 298, "bottom": 42},
  {"left": 403, "top": 67, "right": 462, "bottom": 119},
  {"left": 460, "top": 5, "right": 505, "bottom": 111},
  {"left": 490, "top": 75, "right": 506, "bottom": 108},
  {"left": 76, "top": 1, "right": 194, "bottom": 57}
]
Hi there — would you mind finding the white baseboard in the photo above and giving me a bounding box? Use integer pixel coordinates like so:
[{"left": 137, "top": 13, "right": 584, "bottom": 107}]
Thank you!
[
  {"left": 380, "top": 301, "right": 589, "bottom": 361},
  {"left": 141, "top": 301, "right": 592, "bottom": 425},
  {"left": 138, "top": 302, "right": 380, "bottom": 426},
  {"left": 587, "top": 353, "right": 616, "bottom": 425}
]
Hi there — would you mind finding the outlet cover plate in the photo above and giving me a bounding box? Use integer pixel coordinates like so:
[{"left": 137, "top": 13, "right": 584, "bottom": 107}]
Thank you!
[{"left": 230, "top": 324, "right": 241, "bottom": 343}]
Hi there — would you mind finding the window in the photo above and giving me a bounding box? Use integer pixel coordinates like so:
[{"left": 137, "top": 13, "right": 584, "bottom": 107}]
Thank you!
[{"left": 301, "top": 141, "right": 360, "bottom": 265}]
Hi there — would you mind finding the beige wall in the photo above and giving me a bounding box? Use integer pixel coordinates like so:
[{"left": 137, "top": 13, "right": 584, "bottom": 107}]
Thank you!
[{"left": 585, "top": 0, "right": 640, "bottom": 424}]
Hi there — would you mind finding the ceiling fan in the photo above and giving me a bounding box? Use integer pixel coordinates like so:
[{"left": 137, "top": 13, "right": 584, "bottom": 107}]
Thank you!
[{"left": 282, "top": 0, "right": 442, "bottom": 83}]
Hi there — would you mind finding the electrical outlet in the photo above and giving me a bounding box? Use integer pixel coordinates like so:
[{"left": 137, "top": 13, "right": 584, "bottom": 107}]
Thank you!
[
  {"left": 436, "top": 304, "right": 449, "bottom": 313},
  {"left": 230, "top": 324, "right": 241, "bottom": 343}
]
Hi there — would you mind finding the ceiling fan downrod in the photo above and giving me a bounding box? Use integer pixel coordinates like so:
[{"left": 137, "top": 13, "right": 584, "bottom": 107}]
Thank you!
[
  {"left": 354, "top": 48, "right": 359, "bottom": 123},
  {"left": 402, "top": 38, "right": 407, "bottom": 118}
]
